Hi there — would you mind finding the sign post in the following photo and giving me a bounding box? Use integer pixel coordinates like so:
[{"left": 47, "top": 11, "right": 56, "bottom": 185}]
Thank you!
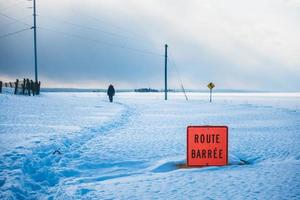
[
  {"left": 187, "top": 126, "right": 228, "bottom": 167},
  {"left": 207, "top": 82, "right": 215, "bottom": 102}
]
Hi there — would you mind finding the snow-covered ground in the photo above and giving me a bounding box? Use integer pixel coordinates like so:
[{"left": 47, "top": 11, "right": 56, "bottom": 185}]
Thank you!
[{"left": 0, "top": 92, "right": 299, "bottom": 199}]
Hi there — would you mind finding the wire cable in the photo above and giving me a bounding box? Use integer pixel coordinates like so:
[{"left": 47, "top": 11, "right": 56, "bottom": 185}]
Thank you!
[
  {"left": 168, "top": 53, "right": 189, "bottom": 101},
  {"left": 70, "top": 8, "right": 149, "bottom": 41},
  {"left": 0, "top": 14, "right": 31, "bottom": 27},
  {"left": 0, "top": 27, "right": 31, "bottom": 39},
  {"left": 39, "top": 15, "right": 144, "bottom": 42},
  {"left": 39, "top": 26, "right": 164, "bottom": 57},
  {"left": 0, "top": 12, "right": 31, "bottom": 26}
]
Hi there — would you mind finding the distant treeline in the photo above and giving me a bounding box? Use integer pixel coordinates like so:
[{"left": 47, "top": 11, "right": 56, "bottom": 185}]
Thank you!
[{"left": 134, "top": 88, "right": 159, "bottom": 92}]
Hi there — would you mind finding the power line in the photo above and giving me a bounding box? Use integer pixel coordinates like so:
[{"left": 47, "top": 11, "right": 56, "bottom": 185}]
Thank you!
[
  {"left": 70, "top": 8, "right": 163, "bottom": 57},
  {"left": 39, "top": 15, "right": 144, "bottom": 42},
  {"left": 168, "top": 53, "right": 189, "bottom": 101},
  {"left": 0, "top": 11, "right": 31, "bottom": 26},
  {"left": 0, "top": 14, "right": 31, "bottom": 27},
  {"left": 39, "top": 26, "right": 164, "bottom": 57},
  {"left": 70, "top": 8, "right": 149, "bottom": 41},
  {"left": 0, "top": 27, "right": 30, "bottom": 39}
]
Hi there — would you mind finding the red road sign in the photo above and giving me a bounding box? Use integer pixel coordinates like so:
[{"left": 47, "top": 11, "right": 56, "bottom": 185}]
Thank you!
[{"left": 187, "top": 126, "right": 228, "bottom": 166}]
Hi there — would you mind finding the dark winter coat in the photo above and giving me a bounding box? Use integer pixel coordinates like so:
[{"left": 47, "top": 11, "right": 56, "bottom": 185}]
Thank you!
[{"left": 107, "top": 85, "right": 115, "bottom": 97}]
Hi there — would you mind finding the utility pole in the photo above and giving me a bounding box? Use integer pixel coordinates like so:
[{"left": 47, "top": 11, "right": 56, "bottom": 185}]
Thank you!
[
  {"left": 164, "top": 44, "right": 168, "bottom": 100},
  {"left": 33, "top": 0, "right": 38, "bottom": 83}
]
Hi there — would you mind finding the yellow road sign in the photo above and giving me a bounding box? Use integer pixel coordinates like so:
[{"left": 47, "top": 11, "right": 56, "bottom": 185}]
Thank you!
[{"left": 207, "top": 82, "right": 215, "bottom": 90}]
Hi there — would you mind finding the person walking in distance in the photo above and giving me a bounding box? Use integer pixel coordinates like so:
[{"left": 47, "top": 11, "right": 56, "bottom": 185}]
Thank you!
[{"left": 107, "top": 84, "right": 115, "bottom": 102}]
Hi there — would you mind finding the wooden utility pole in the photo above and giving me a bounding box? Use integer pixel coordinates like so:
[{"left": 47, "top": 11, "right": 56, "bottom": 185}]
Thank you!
[
  {"left": 164, "top": 44, "right": 168, "bottom": 100},
  {"left": 33, "top": 0, "right": 38, "bottom": 83}
]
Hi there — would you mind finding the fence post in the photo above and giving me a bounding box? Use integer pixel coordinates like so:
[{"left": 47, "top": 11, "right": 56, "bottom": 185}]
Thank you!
[
  {"left": 36, "top": 81, "right": 41, "bottom": 95},
  {"left": 30, "top": 80, "right": 35, "bottom": 96},
  {"left": 26, "top": 79, "right": 31, "bottom": 96},
  {"left": 35, "top": 81, "right": 40, "bottom": 95},
  {"left": 14, "top": 79, "right": 19, "bottom": 95},
  {"left": 38, "top": 81, "right": 41, "bottom": 95},
  {"left": 34, "top": 81, "right": 37, "bottom": 95},
  {"left": 0, "top": 81, "right": 2, "bottom": 93},
  {"left": 22, "top": 78, "right": 26, "bottom": 95}
]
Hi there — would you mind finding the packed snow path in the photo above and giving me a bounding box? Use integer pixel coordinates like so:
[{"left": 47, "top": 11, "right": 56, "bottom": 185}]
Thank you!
[{"left": 0, "top": 92, "right": 299, "bottom": 199}]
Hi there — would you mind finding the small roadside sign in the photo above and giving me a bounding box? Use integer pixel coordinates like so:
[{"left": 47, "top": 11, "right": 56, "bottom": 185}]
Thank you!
[
  {"left": 207, "top": 82, "right": 215, "bottom": 102},
  {"left": 187, "top": 126, "right": 228, "bottom": 166},
  {"left": 207, "top": 82, "right": 215, "bottom": 90}
]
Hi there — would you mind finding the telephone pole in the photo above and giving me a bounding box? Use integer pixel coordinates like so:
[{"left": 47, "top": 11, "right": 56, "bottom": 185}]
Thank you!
[
  {"left": 33, "top": 0, "right": 38, "bottom": 83},
  {"left": 164, "top": 44, "right": 168, "bottom": 100}
]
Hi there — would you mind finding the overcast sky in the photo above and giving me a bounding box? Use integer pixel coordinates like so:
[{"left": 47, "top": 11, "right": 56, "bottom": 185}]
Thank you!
[{"left": 0, "top": 0, "right": 300, "bottom": 91}]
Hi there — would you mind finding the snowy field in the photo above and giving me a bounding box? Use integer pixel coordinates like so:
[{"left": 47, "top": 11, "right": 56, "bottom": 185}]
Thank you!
[{"left": 0, "top": 92, "right": 300, "bottom": 199}]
